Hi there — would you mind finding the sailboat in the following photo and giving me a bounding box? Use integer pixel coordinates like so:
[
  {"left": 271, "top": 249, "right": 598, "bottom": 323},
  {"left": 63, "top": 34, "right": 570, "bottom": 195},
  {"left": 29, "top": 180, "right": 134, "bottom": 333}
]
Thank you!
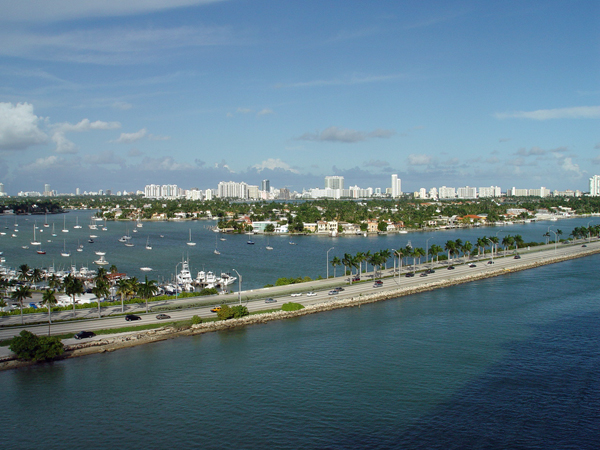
[
  {"left": 187, "top": 229, "right": 196, "bottom": 246},
  {"left": 146, "top": 236, "right": 152, "bottom": 250},
  {"left": 61, "top": 239, "right": 71, "bottom": 257},
  {"left": 214, "top": 236, "right": 220, "bottom": 255},
  {"left": 43, "top": 213, "right": 49, "bottom": 227},
  {"left": 62, "top": 215, "right": 69, "bottom": 233},
  {"left": 31, "top": 224, "right": 41, "bottom": 246},
  {"left": 266, "top": 236, "right": 273, "bottom": 251},
  {"left": 36, "top": 243, "right": 46, "bottom": 255},
  {"left": 73, "top": 217, "right": 82, "bottom": 229},
  {"left": 51, "top": 223, "right": 57, "bottom": 237}
]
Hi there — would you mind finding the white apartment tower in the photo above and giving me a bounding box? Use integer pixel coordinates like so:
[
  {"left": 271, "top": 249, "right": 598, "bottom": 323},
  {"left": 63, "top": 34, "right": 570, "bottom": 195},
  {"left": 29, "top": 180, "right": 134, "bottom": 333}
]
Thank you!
[
  {"left": 324, "top": 176, "right": 344, "bottom": 190},
  {"left": 590, "top": 175, "right": 600, "bottom": 196},
  {"left": 391, "top": 174, "right": 402, "bottom": 198}
]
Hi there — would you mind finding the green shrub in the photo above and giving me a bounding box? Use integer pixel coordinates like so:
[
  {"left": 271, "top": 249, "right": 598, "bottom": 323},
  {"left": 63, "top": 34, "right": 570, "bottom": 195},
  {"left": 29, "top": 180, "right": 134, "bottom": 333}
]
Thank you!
[
  {"left": 282, "top": 302, "right": 305, "bottom": 312},
  {"left": 9, "top": 330, "right": 64, "bottom": 362},
  {"left": 231, "top": 305, "right": 249, "bottom": 318},
  {"left": 217, "top": 304, "right": 234, "bottom": 320},
  {"left": 191, "top": 315, "right": 202, "bottom": 325}
]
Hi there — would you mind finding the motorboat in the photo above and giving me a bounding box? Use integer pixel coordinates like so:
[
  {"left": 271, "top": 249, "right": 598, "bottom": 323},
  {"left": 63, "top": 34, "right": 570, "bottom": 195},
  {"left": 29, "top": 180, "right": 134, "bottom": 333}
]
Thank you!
[
  {"left": 140, "top": 267, "right": 153, "bottom": 272},
  {"left": 94, "top": 256, "right": 109, "bottom": 265}
]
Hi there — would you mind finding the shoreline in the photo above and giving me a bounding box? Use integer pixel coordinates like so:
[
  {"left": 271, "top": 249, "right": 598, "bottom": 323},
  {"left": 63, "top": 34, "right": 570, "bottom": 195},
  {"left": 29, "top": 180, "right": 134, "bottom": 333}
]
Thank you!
[{"left": 2, "top": 243, "right": 599, "bottom": 372}]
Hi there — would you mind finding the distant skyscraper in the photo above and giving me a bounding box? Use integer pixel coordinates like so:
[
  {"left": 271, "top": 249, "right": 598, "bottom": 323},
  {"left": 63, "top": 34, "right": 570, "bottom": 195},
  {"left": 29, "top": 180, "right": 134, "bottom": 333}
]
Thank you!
[
  {"left": 590, "top": 175, "right": 600, "bottom": 196},
  {"left": 391, "top": 174, "right": 402, "bottom": 198},
  {"left": 324, "top": 176, "right": 344, "bottom": 190},
  {"left": 76, "top": 187, "right": 80, "bottom": 195},
  {"left": 261, "top": 179, "right": 270, "bottom": 192}
]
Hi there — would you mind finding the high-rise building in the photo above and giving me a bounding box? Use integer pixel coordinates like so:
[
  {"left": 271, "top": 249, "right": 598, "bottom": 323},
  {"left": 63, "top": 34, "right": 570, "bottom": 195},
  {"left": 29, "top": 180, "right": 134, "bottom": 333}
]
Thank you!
[
  {"left": 261, "top": 179, "right": 270, "bottom": 192},
  {"left": 391, "top": 174, "right": 402, "bottom": 198},
  {"left": 590, "top": 175, "right": 600, "bottom": 196},
  {"left": 324, "top": 176, "right": 344, "bottom": 190}
]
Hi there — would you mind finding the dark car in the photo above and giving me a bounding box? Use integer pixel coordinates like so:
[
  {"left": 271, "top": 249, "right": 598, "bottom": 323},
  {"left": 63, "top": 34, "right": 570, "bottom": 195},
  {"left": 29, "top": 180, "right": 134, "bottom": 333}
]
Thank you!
[
  {"left": 487, "top": 261, "right": 494, "bottom": 265},
  {"left": 447, "top": 266, "right": 455, "bottom": 270},
  {"left": 419, "top": 272, "right": 428, "bottom": 277},
  {"left": 405, "top": 272, "right": 415, "bottom": 277},
  {"left": 352, "top": 276, "right": 361, "bottom": 282},
  {"left": 582, "top": 244, "right": 587, "bottom": 247},
  {"left": 74, "top": 331, "right": 95, "bottom": 340},
  {"left": 335, "top": 287, "right": 345, "bottom": 292},
  {"left": 468, "top": 263, "right": 477, "bottom": 268},
  {"left": 514, "top": 255, "right": 521, "bottom": 259},
  {"left": 426, "top": 269, "right": 436, "bottom": 274},
  {"left": 265, "top": 298, "right": 277, "bottom": 303},
  {"left": 374, "top": 280, "right": 383, "bottom": 287},
  {"left": 125, "top": 314, "right": 142, "bottom": 321},
  {"left": 156, "top": 313, "right": 171, "bottom": 320}
]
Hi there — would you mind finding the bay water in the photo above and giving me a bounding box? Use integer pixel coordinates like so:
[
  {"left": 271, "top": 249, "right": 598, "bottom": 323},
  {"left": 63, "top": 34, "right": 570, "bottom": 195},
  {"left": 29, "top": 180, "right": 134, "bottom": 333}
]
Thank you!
[{"left": 2, "top": 226, "right": 599, "bottom": 449}]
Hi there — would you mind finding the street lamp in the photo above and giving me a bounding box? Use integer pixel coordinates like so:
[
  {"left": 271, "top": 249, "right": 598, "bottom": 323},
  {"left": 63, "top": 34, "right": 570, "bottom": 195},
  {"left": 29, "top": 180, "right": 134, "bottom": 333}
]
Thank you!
[
  {"left": 326, "top": 247, "right": 334, "bottom": 279},
  {"left": 232, "top": 269, "right": 242, "bottom": 304},
  {"left": 391, "top": 248, "right": 397, "bottom": 278},
  {"left": 425, "top": 237, "right": 432, "bottom": 265},
  {"left": 549, "top": 230, "right": 557, "bottom": 254}
]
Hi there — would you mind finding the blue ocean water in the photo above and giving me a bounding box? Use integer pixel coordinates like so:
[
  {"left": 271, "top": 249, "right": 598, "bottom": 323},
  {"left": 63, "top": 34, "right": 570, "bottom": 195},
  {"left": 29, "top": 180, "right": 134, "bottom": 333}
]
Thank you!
[{"left": 2, "top": 251, "right": 599, "bottom": 449}]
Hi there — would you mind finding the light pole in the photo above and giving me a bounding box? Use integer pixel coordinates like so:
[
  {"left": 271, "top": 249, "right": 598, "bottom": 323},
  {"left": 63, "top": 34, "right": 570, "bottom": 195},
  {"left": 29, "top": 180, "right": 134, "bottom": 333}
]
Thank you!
[
  {"left": 425, "top": 237, "right": 432, "bottom": 265},
  {"left": 326, "top": 247, "right": 334, "bottom": 279},
  {"left": 175, "top": 261, "right": 182, "bottom": 299},
  {"left": 391, "top": 249, "right": 397, "bottom": 278},
  {"left": 549, "top": 230, "right": 557, "bottom": 254},
  {"left": 232, "top": 269, "right": 242, "bottom": 304},
  {"left": 492, "top": 229, "right": 503, "bottom": 261}
]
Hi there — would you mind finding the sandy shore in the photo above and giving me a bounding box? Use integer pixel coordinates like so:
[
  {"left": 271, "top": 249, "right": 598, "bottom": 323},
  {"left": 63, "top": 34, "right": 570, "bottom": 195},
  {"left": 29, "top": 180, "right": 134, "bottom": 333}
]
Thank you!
[{"left": 2, "top": 243, "right": 599, "bottom": 371}]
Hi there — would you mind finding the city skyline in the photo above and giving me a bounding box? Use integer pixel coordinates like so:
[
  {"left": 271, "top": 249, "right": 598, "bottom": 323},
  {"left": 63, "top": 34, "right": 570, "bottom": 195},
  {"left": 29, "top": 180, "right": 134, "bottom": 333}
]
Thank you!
[{"left": 0, "top": 1, "right": 598, "bottom": 194}]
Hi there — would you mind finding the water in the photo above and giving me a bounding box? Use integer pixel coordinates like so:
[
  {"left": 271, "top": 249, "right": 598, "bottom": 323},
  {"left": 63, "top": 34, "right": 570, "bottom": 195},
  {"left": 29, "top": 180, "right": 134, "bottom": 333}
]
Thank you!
[
  {"left": 0, "top": 211, "right": 591, "bottom": 289},
  {"left": 2, "top": 250, "right": 600, "bottom": 449}
]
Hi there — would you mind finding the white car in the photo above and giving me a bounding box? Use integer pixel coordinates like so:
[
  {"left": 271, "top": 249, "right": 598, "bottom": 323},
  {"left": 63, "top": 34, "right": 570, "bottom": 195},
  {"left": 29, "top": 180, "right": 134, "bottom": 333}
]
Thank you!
[
  {"left": 291, "top": 293, "right": 302, "bottom": 297},
  {"left": 306, "top": 292, "right": 317, "bottom": 297}
]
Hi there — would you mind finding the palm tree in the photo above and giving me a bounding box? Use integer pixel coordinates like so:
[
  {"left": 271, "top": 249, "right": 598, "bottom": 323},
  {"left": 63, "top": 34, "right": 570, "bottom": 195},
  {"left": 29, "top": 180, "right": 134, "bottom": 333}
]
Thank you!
[
  {"left": 11, "top": 285, "right": 32, "bottom": 325},
  {"left": 502, "top": 235, "right": 514, "bottom": 255},
  {"left": 116, "top": 278, "right": 131, "bottom": 313},
  {"left": 42, "top": 289, "right": 58, "bottom": 325},
  {"left": 354, "top": 252, "right": 365, "bottom": 276},
  {"left": 109, "top": 264, "right": 119, "bottom": 274},
  {"left": 476, "top": 237, "right": 487, "bottom": 258},
  {"left": 342, "top": 253, "right": 354, "bottom": 280},
  {"left": 137, "top": 276, "right": 159, "bottom": 313},
  {"left": 462, "top": 241, "right": 473, "bottom": 260},
  {"left": 379, "top": 249, "right": 392, "bottom": 269},
  {"left": 488, "top": 236, "right": 499, "bottom": 257},
  {"left": 95, "top": 267, "right": 109, "bottom": 284},
  {"left": 127, "top": 277, "right": 139, "bottom": 301},
  {"left": 30, "top": 268, "right": 43, "bottom": 287},
  {"left": 514, "top": 234, "right": 524, "bottom": 250},
  {"left": 63, "top": 274, "right": 84, "bottom": 318},
  {"left": 429, "top": 244, "right": 443, "bottom": 264},
  {"left": 445, "top": 240, "right": 456, "bottom": 262},
  {"left": 91, "top": 280, "right": 110, "bottom": 318},
  {"left": 331, "top": 256, "right": 341, "bottom": 278},
  {"left": 17, "top": 264, "right": 31, "bottom": 285},
  {"left": 47, "top": 274, "right": 63, "bottom": 291}
]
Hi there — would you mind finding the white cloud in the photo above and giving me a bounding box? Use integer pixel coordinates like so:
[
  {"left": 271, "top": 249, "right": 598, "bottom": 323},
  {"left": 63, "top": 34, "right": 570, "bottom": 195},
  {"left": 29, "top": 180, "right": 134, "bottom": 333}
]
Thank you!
[
  {"left": 257, "top": 108, "right": 274, "bottom": 116},
  {"left": 276, "top": 73, "right": 404, "bottom": 89},
  {"left": 407, "top": 154, "right": 434, "bottom": 166},
  {"left": 52, "top": 132, "right": 77, "bottom": 154},
  {"left": 0, "top": 0, "right": 227, "bottom": 23},
  {"left": 138, "top": 156, "right": 195, "bottom": 171},
  {"left": 20, "top": 155, "right": 64, "bottom": 171},
  {"left": 251, "top": 158, "right": 299, "bottom": 174},
  {"left": 112, "top": 128, "right": 147, "bottom": 144},
  {"left": 83, "top": 150, "right": 125, "bottom": 166},
  {"left": 0, "top": 102, "right": 47, "bottom": 150},
  {"left": 55, "top": 118, "right": 121, "bottom": 133},
  {"left": 112, "top": 101, "right": 133, "bottom": 110},
  {"left": 559, "top": 157, "right": 582, "bottom": 177},
  {"left": 297, "top": 126, "right": 394, "bottom": 143},
  {"left": 495, "top": 106, "right": 600, "bottom": 120}
]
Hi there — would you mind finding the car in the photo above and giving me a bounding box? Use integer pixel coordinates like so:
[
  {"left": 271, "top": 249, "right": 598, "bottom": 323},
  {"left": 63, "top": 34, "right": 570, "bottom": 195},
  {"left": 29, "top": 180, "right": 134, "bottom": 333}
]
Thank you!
[
  {"left": 210, "top": 306, "right": 221, "bottom": 312},
  {"left": 306, "top": 291, "right": 317, "bottom": 297},
  {"left": 156, "top": 313, "right": 171, "bottom": 320},
  {"left": 335, "top": 287, "right": 345, "bottom": 292},
  {"left": 582, "top": 244, "right": 587, "bottom": 247},
  {"left": 328, "top": 290, "right": 338, "bottom": 295},
  {"left": 419, "top": 272, "right": 428, "bottom": 277},
  {"left": 514, "top": 255, "right": 521, "bottom": 259},
  {"left": 469, "top": 263, "right": 477, "bottom": 268},
  {"left": 426, "top": 269, "right": 436, "bottom": 274},
  {"left": 74, "top": 331, "right": 95, "bottom": 340},
  {"left": 291, "top": 293, "right": 302, "bottom": 297},
  {"left": 265, "top": 298, "right": 277, "bottom": 303},
  {"left": 125, "top": 314, "right": 141, "bottom": 321},
  {"left": 405, "top": 272, "right": 415, "bottom": 277},
  {"left": 374, "top": 280, "right": 383, "bottom": 287},
  {"left": 447, "top": 266, "right": 455, "bottom": 270},
  {"left": 352, "top": 276, "right": 361, "bottom": 282},
  {"left": 487, "top": 261, "right": 494, "bottom": 265}
]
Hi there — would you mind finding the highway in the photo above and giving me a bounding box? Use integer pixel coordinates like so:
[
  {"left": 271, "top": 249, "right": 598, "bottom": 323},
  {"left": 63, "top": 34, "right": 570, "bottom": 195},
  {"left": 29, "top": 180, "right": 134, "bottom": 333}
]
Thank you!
[{"left": 1, "top": 239, "right": 598, "bottom": 343}]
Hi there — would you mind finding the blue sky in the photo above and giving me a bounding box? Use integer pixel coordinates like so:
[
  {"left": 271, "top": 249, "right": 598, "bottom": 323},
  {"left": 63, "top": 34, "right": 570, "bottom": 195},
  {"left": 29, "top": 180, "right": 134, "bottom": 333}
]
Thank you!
[{"left": 0, "top": 0, "right": 598, "bottom": 195}]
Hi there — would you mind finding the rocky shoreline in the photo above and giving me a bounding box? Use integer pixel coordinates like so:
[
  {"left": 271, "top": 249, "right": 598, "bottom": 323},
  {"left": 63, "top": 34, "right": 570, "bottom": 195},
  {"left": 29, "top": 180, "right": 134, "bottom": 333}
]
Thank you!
[{"left": 2, "top": 245, "right": 599, "bottom": 371}]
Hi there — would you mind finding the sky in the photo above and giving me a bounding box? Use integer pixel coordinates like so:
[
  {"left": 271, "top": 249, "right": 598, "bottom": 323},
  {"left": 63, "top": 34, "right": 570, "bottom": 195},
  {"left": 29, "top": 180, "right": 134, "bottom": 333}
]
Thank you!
[{"left": 0, "top": 0, "right": 598, "bottom": 195}]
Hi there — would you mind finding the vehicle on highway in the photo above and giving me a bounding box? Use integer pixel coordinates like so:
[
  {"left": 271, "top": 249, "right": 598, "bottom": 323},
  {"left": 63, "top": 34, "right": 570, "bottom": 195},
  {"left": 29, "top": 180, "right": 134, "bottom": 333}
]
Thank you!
[
  {"left": 469, "top": 263, "right": 477, "bottom": 268},
  {"left": 156, "top": 314, "right": 171, "bottom": 320},
  {"left": 487, "top": 261, "right": 494, "bottom": 265},
  {"left": 306, "top": 291, "right": 317, "bottom": 296},
  {"left": 374, "top": 280, "right": 383, "bottom": 287},
  {"left": 210, "top": 306, "right": 221, "bottom": 312},
  {"left": 405, "top": 272, "right": 415, "bottom": 277},
  {"left": 352, "top": 276, "right": 361, "bottom": 282},
  {"left": 514, "top": 255, "right": 521, "bottom": 259},
  {"left": 447, "top": 266, "right": 455, "bottom": 270},
  {"left": 265, "top": 298, "right": 277, "bottom": 303},
  {"left": 74, "top": 331, "right": 95, "bottom": 339},
  {"left": 291, "top": 293, "right": 302, "bottom": 297},
  {"left": 328, "top": 290, "right": 338, "bottom": 295},
  {"left": 582, "top": 244, "right": 587, "bottom": 247},
  {"left": 419, "top": 272, "right": 428, "bottom": 277},
  {"left": 125, "top": 314, "right": 141, "bottom": 321},
  {"left": 426, "top": 269, "right": 436, "bottom": 274},
  {"left": 335, "top": 287, "right": 345, "bottom": 291}
]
